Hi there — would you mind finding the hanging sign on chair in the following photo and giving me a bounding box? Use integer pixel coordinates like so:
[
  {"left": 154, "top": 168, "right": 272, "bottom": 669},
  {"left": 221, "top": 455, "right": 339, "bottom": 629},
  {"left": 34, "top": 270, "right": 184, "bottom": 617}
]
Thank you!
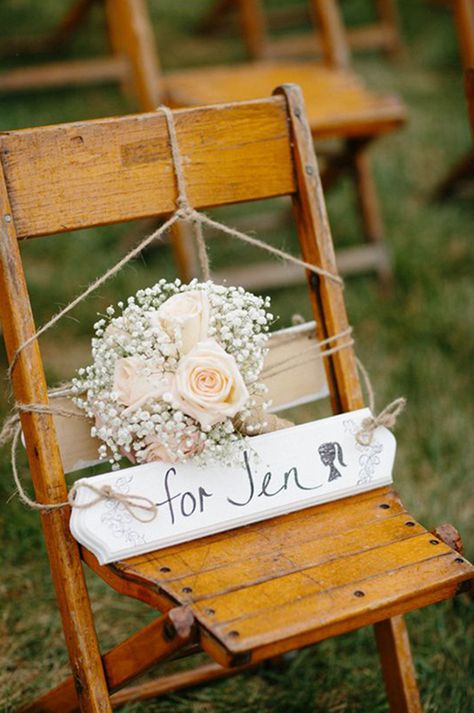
[{"left": 70, "top": 407, "right": 396, "bottom": 565}]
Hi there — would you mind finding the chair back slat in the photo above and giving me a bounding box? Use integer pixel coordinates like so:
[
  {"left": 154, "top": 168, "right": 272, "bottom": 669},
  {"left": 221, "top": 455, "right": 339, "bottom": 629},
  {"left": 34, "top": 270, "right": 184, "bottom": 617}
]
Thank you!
[
  {"left": 0, "top": 99, "right": 295, "bottom": 239},
  {"left": 54, "top": 322, "right": 329, "bottom": 473}
]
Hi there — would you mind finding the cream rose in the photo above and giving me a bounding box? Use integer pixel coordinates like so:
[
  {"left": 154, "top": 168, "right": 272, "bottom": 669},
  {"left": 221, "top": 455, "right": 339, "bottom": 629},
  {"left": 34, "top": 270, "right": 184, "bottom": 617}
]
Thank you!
[
  {"left": 154, "top": 290, "right": 209, "bottom": 354},
  {"left": 113, "top": 356, "right": 171, "bottom": 413},
  {"left": 172, "top": 340, "right": 249, "bottom": 428}
]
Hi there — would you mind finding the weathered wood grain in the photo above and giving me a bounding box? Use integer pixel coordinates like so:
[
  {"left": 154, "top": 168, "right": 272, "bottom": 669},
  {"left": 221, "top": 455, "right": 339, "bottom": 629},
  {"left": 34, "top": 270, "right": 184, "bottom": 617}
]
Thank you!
[
  {"left": 0, "top": 99, "right": 294, "bottom": 239},
  {"left": 0, "top": 158, "right": 111, "bottom": 711}
]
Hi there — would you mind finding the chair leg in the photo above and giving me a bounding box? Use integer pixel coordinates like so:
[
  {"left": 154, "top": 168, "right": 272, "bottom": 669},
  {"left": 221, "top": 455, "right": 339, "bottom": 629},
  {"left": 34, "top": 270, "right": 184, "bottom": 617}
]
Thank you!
[
  {"left": 350, "top": 139, "right": 392, "bottom": 288},
  {"left": 105, "top": 0, "right": 162, "bottom": 111},
  {"left": 374, "top": 615, "right": 423, "bottom": 713},
  {"left": 375, "top": 0, "right": 405, "bottom": 60}
]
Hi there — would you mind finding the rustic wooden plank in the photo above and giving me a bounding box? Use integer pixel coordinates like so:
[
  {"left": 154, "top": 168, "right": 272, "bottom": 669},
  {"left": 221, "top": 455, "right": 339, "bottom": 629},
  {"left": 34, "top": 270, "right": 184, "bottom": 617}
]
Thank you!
[
  {"left": 52, "top": 321, "right": 328, "bottom": 473},
  {"left": 190, "top": 533, "right": 457, "bottom": 623},
  {"left": 0, "top": 98, "right": 295, "bottom": 239},
  {"left": 165, "top": 62, "right": 406, "bottom": 140},
  {"left": 158, "top": 515, "right": 427, "bottom": 603},
  {"left": 0, "top": 57, "right": 128, "bottom": 92},
  {"left": 199, "top": 551, "right": 473, "bottom": 665},
  {"left": 115, "top": 488, "right": 402, "bottom": 583}
]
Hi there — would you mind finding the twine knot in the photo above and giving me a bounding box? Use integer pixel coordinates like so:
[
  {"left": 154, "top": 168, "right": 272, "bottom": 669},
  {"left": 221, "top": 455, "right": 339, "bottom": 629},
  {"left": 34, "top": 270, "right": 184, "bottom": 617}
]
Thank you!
[
  {"left": 356, "top": 397, "right": 406, "bottom": 446},
  {"left": 69, "top": 482, "right": 158, "bottom": 523}
]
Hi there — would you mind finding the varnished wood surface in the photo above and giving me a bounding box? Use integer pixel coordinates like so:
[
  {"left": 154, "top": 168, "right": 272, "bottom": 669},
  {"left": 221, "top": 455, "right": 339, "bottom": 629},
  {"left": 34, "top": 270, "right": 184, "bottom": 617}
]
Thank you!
[
  {"left": 0, "top": 140, "right": 112, "bottom": 711},
  {"left": 84, "top": 487, "right": 474, "bottom": 667},
  {"left": 0, "top": 98, "right": 295, "bottom": 239},
  {"left": 165, "top": 62, "right": 405, "bottom": 140}
]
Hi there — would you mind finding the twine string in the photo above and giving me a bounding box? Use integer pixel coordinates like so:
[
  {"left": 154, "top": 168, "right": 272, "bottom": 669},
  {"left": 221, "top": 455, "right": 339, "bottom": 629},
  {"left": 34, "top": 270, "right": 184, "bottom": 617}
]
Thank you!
[
  {"left": 10, "top": 424, "right": 158, "bottom": 519},
  {"left": 356, "top": 396, "right": 407, "bottom": 447}
]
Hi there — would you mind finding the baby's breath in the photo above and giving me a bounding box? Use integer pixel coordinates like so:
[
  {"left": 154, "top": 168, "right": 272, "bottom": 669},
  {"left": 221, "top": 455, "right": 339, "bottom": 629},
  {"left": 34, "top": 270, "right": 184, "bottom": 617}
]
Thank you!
[{"left": 72, "top": 281, "right": 272, "bottom": 468}]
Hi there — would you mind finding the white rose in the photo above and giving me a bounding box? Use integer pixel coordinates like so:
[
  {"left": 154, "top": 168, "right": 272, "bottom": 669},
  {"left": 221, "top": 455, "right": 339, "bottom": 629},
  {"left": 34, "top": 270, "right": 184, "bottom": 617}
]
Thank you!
[
  {"left": 113, "top": 356, "right": 171, "bottom": 413},
  {"left": 172, "top": 340, "right": 249, "bottom": 428},
  {"left": 153, "top": 291, "right": 210, "bottom": 354}
]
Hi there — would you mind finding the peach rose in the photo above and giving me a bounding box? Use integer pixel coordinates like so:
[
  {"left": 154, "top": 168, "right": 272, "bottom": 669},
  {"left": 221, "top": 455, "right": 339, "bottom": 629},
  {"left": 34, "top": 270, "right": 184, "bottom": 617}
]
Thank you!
[
  {"left": 140, "top": 431, "right": 202, "bottom": 464},
  {"left": 154, "top": 291, "right": 209, "bottom": 354},
  {"left": 113, "top": 356, "right": 171, "bottom": 413},
  {"left": 172, "top": 340, "right": 249, "bottom": 428}
]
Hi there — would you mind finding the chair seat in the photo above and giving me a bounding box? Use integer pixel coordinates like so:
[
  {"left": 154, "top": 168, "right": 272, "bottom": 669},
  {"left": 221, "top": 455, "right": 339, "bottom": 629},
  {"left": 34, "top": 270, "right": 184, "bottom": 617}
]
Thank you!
[
  {"left": 83, "top": 486, "right": 473, "bottom": 667},
  {"left": 164, "top": 61, "right": 406, "bottom": 139}
]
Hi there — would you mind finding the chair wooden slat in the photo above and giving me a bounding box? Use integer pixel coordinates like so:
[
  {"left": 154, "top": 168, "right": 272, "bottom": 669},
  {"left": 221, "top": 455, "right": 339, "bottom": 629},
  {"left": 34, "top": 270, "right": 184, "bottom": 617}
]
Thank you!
[
  {"left": 117, "top": 487, "right": 403, "bottom": 577},
  {"left": 202, "top": 547, "right": 468, "bottom": 666},
  {"left": 82, "top": 486, "right": 473, "bottom": 669},
  {"left": 0, "top": 99, "right": 295, "bottom": 239},
  {"left": 135, "top": 514, "right": 425, "bottom": 604},
  {"left": 53, "top": 321, "right": 328, "bottom": 473}
]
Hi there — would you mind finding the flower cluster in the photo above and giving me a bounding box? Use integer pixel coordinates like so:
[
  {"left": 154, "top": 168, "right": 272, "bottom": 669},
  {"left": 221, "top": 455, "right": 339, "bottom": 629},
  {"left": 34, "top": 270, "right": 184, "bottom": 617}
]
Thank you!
[{"left": 72, "top": 280, "right": 273, "bottom": 468}]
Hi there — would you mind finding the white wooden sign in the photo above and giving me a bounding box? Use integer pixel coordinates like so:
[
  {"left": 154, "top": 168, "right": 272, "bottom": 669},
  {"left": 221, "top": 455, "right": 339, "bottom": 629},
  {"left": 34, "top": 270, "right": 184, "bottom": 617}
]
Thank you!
[{"left": 70, "top": 408, "right": 396, "bottom": 565}]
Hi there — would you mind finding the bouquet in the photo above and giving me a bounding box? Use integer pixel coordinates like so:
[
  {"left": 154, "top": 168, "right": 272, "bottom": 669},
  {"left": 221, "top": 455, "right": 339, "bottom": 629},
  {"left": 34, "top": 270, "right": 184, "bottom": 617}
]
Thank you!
[{"left": 72, "top": 280, "right": 273, "bottom": 469}]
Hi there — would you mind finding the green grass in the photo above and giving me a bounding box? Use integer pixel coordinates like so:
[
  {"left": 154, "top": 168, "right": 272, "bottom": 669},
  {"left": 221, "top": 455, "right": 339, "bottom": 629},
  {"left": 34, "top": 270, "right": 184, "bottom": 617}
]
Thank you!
[{"left": 1, "top": 1, "right": 474, "bottom": 711}]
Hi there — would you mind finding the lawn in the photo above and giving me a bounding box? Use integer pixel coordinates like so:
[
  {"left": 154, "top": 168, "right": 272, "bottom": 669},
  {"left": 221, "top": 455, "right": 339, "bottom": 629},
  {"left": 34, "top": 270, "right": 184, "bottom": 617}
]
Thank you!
[{"left": 0, "top": 1, "right": 473, "bottom": 711}]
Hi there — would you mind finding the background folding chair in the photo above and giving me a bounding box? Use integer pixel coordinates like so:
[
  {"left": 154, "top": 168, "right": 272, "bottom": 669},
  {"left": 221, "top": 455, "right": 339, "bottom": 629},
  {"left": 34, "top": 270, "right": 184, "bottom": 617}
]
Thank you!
[
  {"left": 0, "top": 0, "right": 161, "bottom": 111},
  {"left": 159, "top": 0, "right": 407, "bottom": 288},
  {"left": 432, "top": 0, "right": 474, "bottom": 199},
  {"left": 199, "top": 0, "right": 405, "bottom": 61},
  {"left": 1, "top": 86, "right": 471, "bottom": 713}
]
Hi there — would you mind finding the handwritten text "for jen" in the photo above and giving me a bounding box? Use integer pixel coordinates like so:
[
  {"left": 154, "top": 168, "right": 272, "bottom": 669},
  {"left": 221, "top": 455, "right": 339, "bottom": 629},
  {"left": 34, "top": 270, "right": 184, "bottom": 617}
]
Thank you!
[{"left": 156, "top": 451, "right": 323, "bottom": 525}]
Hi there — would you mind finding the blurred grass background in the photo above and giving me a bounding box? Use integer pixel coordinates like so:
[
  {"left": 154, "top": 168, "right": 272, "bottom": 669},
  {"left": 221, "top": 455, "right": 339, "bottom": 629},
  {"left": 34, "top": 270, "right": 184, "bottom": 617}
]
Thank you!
[{"left": 0, "top": 1, "right": 473, "bottom": 711}]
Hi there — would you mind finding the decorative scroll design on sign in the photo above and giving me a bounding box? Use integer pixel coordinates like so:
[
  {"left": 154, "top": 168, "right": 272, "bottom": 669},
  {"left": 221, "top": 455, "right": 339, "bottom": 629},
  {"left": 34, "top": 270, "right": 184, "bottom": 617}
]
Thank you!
[
  {"left": 101, "top": 475, "right": 148, "bottom": 547},
  {"left": 343, "top": 419, "right": 383, "bottom": 485}
]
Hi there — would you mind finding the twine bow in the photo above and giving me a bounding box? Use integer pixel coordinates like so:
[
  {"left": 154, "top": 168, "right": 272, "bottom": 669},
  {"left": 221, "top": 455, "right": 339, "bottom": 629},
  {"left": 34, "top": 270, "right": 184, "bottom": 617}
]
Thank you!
[{"left": 69, "top": 482, "right": 157, "bottom": 523}]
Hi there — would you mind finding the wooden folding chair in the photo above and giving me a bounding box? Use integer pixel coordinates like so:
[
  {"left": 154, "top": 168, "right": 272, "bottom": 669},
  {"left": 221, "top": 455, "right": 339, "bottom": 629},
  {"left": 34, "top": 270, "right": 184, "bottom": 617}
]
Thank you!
[
  {"left": 160, "top": 0, "right": 407, "bottom": 287},
  {"left": 0, "top": 0, "right": 160, "bottom": 112},
  {"left": 1, "top": 86, "right": 471, "bottom": 713},
  {"left": 433, "top": 0, "right": 474, "bottom": 199},
  {"left": 199, "top": 0, "right": 405, "bottom": 61}
]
